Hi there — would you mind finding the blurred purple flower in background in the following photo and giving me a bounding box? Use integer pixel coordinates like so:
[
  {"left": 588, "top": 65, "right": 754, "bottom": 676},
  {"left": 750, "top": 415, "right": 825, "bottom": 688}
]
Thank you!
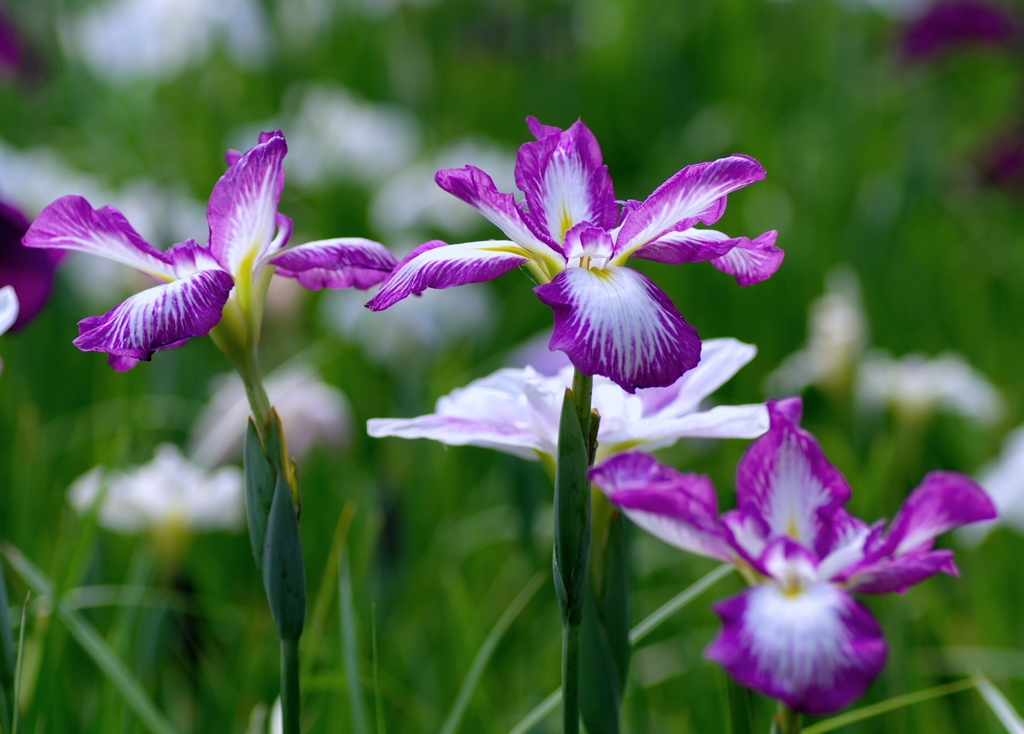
[
  {"left": 0, "top": 4, "right": 22, "bottom": 76},
  {"left": 590, "top": 398, "right": 996, "bottom": 714},
  {"left": 0, "top": 199, "right": 61, "bottom": 330},
  {"left": 901, "top": 0, "right": 1018, "bottom": 58}
]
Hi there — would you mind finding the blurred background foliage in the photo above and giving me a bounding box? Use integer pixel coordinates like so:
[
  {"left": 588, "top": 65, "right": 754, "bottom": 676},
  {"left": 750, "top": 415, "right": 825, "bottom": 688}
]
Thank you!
[{"left": 1, "top": 0, "right": 1024, "bottom": 730}]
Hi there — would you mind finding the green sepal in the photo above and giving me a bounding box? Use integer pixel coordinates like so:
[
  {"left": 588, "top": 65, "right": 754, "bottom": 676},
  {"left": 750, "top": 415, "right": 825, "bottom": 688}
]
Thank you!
[
  {"left": 580, "top": 510, "right": 631, "bottom": 734},
  {"left": 264, "top": 409, "right": 301, "bottom": 512},
  {"left": 553, "top": 389, "right": 591, "bottom": 627},
  {"left": 244, "top": 419, "right": 276, "bottom": 573},
  {"left": 263, "top": 472, "right": 307, "bottom": 639},
  {"left": 0, "top": 559, "right": 13, "bottom": 685}
]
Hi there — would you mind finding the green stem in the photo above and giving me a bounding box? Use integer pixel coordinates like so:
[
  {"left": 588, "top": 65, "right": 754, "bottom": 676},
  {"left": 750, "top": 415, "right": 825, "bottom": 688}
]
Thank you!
[
  {"left": 776, "top": 701, "right": 801, "bottom": 734},
  {"left": 281, "top": 636, "right": 301, "bottom": 734},
  {"left": 235, "top": 351, "right": 272, "bottom": 430},
  {"left": 0, "top": 685, "right": 11, "bottom": 734},
  {"left": 561, "top": 623, "right": 580, "bottom": 734},
  {"left": 571, "top": 370, "right": 593, "bottom": 440}
]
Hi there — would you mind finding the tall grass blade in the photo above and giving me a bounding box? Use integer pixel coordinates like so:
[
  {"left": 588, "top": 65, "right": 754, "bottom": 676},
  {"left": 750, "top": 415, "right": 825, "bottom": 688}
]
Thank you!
[
  {"left": 976, "top": 675, "right": 1024, "bottom": 733},
  {"left": 340, "top": 545, "right": 370, "bottom": 734},
  {"left": 802, "top": 678, "right": 979, "bottom": 734},
  {"left": 507, "top": 563, "right": 731, "bottom": 734},
  {"left": 440, "top": 570, "right": 546, "bottom": 734},
  {"left": 372, "top": 603, "right": 386, "bottom": 734},
  {"left": 1, "top": 544, "right": 178, "bottom": 734},
  {"left": 11, "top": 594, "right": 26, "bottom": 734}
]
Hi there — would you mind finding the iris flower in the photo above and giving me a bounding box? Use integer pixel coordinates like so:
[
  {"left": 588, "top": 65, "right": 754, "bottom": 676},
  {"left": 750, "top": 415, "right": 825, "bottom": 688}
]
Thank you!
[
  {"left": 22, "top": 131, "right": 398, "bottom": 370},
  {"left": 0, "top": 199, "right": 63, "bottom": 330},
  {"left": 368, "top": 337, "right": 768, "bottom": 466},
  {"left": 366, "top": 117, "right": 783, "bottom": 392},
  {"left": 589, "top": 397, "right": 995, "bottom": 714}
]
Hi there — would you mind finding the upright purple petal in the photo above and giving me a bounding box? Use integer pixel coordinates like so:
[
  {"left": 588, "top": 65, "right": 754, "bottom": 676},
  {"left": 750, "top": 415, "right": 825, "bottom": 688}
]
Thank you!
[
  {"left": 706, "top": 583, "right": 886, "bottom": 715},
  {"left": 590, "top": 452, "right": 734, "bottom": 560},
  {"left": 435, "top": 165, "right": 562, "bottom": 261},
  {"left": 270, "top": 238, "right": 398, "bottom": 291},
  {"left": 902, "top": 0, "right": 1018, "bottom": 59},
  {"left": 514, "top": 118, "right": 618, "bottom": 243},
  {"left": 735, "top": 398, "right": 852, "bottom": 557},
  {"left": 207, "top": 131, "right": 288, "bottom": 277},
  {"left": 710, "top": 230, "right": 784, "bottom": 286},
  {"left": 614, "top": 155, "right": 767, "bottom": 258},
  {"left": 535, "top": 266, "right": 700, "bottom": 392},
  {"left": 73, "top": 270, "right": 234, "bottom": 364},
  {"left": 1, "top": 200, "right": 60, "bottom": 330},
  {"left": 23, "top": 196, "right": 174, "bottom": 280},
  {"left": 365, "top": 240, "right": 530, "bottom": 311}
]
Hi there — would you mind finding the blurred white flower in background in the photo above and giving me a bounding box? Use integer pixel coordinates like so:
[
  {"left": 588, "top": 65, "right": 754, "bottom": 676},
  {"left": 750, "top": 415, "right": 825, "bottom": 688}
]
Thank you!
[
  {"left": 767, "top": 265, "right": 867, "bottom": 395},
  {"left": 0, "top": 286, "right": 19, "bottom": 338},
  {"left": 856, "top": 351, "right": 1002, "bottom": 425},
  {"left": 68, "top": 444, "right": 244, "bottom": 533},
  {"left": 958, "top": 426, "right": 1024, "bottom": 545},
  {"left": 189, "top": 362, "right": 352, "bottom": 468},
  {"left": 66, "top": 0, "right": 270, "bottom": 83},
  {"left": 505, "top": 329, "right": 572, "bottom": 377}
]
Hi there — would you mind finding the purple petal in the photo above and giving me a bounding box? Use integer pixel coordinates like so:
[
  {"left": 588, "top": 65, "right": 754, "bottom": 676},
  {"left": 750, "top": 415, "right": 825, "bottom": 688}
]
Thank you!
[
  {"left": 843, "top": 550, "right": 959, "bottom": 594},
  {"left": 735, "top": 398, "right": 852, "bottom": 557},
  {"left": 365, "top": 240, "right": 529, "bottom": 311},
  {"left": 207, "top": 131, "right": 288, "bottom": 277},
  {"left": 534, "top": 266, "right": 700, "bottom": 392},
  {"left": 711, "top": 230, "right": 784, "bottom": 286},
  {"left": 23, "top": 195, "right": 174, "bottom": 280},
  {"left": 614, "top": 155, "right": 767, "bottom": 257},
  {"left": 73, "top": 269, "right": 234, "bottom": 363},
  {"left": 434, "top": 165, "right": 562, "bottom": 261},
  {"left": 163, "top": 239, "right": 225, "bottom": 278},
  {"left": 590, "top": 452, "right": 733, "bottom": 560},
  {"left": 706, "top": 583, "right": 887, "bottom": 715},
  {"left": 630, "top": 227, "right": 741, "bottom": 265},
  {"left": 902, "top": 1, "right": 1018, "bottom": 59},
  {"left": 270, "top": 238, "right": 398, "bottom": 291},
  {"left": 513, "top": 118, "right": 618, "bottom": 243},
  {"left": 0, "top": 200, "right": 60, "bottom": 330}
]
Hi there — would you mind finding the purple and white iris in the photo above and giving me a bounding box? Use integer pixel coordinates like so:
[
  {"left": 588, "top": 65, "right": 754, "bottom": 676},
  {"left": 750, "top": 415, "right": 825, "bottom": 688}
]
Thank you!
[
  {"left": 366, "top": 117, "right": 783, "bottom": 392},
  {"left": 22, "top": 131, "right": 398, "bottom": 370},
  {"left": 589, "top": 397, "right": 996, "bottom": 714}
]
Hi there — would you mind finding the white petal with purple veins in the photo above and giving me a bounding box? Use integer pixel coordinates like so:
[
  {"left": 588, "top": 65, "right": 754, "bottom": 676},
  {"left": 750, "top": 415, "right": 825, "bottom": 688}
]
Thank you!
[
  {"left": 710, "top": 230, "right": 784, "bottom": 286},
  {"left": 270, "top": 237, "right": 397, "bottom": 291}
]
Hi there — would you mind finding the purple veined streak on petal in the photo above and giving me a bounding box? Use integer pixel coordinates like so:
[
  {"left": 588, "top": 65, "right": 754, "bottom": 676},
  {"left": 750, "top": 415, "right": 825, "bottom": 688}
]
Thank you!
[
  {"left": 73, "top": 269, "right": 235, "bottom": 362},
  {"left": 269, "top": 237, "right": 399, "bottom": 291},
  {"left": 710, "top": 230, "right": 784, "bottom": 286},
  {"left": 207, "top": 130, "right": 288, "bottom": 278},
  {"left": 535, "top": 265, "right": 700, "bottom": 392}
]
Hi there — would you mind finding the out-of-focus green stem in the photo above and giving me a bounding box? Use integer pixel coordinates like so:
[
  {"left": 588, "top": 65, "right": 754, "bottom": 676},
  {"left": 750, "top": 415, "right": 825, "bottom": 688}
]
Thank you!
[
  {"left": 561, "top": 623, "right": 580, "bottom": 734},
  {"left": 281, "top": 636, "right": 301, "bottom": 734},
  {"left": 776, "top": 702, "right": 801, "bottom": 733}
]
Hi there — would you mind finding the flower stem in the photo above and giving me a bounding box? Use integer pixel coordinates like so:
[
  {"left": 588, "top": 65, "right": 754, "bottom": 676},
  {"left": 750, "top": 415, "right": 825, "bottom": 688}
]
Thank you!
[
  {"left": 561, "top": 622, "right": 580, "bottom": 734},
  {"left": 235, "top": 350, "right": 272, "bottom": 430},
  {"left": 775, "top": 701, "right": 801, "bottom": 734},
  {"left": 281, "top": 636, "right": 301, "bottom": 734}
]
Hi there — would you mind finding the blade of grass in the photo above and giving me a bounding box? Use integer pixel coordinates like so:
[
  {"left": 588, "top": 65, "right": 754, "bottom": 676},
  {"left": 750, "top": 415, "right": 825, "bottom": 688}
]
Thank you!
[
  {"left": 1, "top": 544, "right": 178, "bottom": 734},
  {"left": 507, "top": 563, "right": 732, "bottom": 734},
  {"left": 440, "top": 570, "right": 546, "bottom": 734},
  {"left": 372, "top": 604, "right": 386, "bottom": 734},
  {"left": 340, "top": 544, "right": 369, "bottom": 734},
  {"left": 802, "top": 678, "right": 979, "bottom": 734},
  {"left": 976, "top": 675, "right": 1024, "bottom": 733},
  {"left": 11, "top": 594, "right": 26, "bottom": 734}
]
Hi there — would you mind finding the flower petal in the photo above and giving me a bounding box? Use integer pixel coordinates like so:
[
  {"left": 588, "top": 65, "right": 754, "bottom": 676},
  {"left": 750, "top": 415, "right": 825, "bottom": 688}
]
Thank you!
[
  {"left": 711, "top": 230, "right": 784, "bottom": 286},
  {"left": 614, "top": 155, "right": 767, "bottom": 257},
  {"left": 207, "top": 130, "right": 288, "bottom": 277},
  {"left": 514, "top": 118, "right": 618, "bottom": 242},
  {"left": 601, "top": 404, "right": 769, "bottom": 455},
  {"left": 629, "top": 228, "right": 740, "bottom": 265},
  {"left": 534, "top": 266, "right": 700, "bottom": 392},
  {"left": 22, "top": 195, "right": 174, "bottom": 280},
  {"left": 73, "top": 269, "right": 234, "bottom": 363},
  {"left": 590, "top": 452, "right": 734, "bottom": 561},
  {"left": 270, "top": 237, "right": 398, "bottom": 291},
  {"left": 706, "top": 582, "right": 887, "bottom": 715},
  {"left": 736, "top": 398, "right": 852, "bottom": 557},
  {"left": 0, "top": 285, "right": 19, "bottom": 336},
  {"left": 365, "top": 240, "right": 529, "bottom": 311},
  {"left": 434, "top": 165, "right": 562, "bottom": 263},
  {"left": 367, "top": 415, "right": 544, "bottom": 460},
  {"left": 842, "top": 550, "right": 959, "bottom": 594}
]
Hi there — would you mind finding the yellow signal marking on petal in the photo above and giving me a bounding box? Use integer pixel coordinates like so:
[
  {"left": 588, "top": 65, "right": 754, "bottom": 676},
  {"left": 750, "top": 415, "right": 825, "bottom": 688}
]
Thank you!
[{"left": 559, "top": 204, "right": 574, "bottom": 242}]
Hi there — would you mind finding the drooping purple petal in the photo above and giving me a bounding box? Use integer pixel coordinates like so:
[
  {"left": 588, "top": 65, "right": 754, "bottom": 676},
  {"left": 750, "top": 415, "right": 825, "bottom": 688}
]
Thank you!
[
  {"left": 706, "top": 583, "right": 887, "bottom": 715},
  {"left": 270, "top": 237, "right": 398, "bottom": 291},
  {"left": 735, "top": 397, "right": 852, "bottom": 557},
  {"left": 1, "top": 200, "right": 61, "bottom": 330},
  {"left": 23, "top": 195, "right": 174, "bottom": 280},
  {"left": 614, "top": 155, "right": 767, "bottom": 258},
  {"left": 710, "top": 230, "right": 784, "bottom": 286},
  {"left": 73, "top": 269, "right": 234, "bottom": 363},
  {"left": 435, "top": 165, "right": 563, "bottom": 262},
  {"left": 842, "top": 549, "right": 959, "bottom": 594},
  {"left": 207, "top": 131, "right": 288, "bottom": 277},
  {"left": 901, "top": 0, "right": 1018, "bottom": 59},
  {"left": 365, "top": 240, "right": 530, "bottom": 311},
  {"left": 590, "top": 452, "right": 734, "bottom": 561},
  {"left": 514, "top": 118, "right": 618, "bottom": 243},
  {"left": 629, "top": 228, "right": 740, "bottom": 265},
  {"left": 535, "top": 266, "right": 700, "bottom": 392}
]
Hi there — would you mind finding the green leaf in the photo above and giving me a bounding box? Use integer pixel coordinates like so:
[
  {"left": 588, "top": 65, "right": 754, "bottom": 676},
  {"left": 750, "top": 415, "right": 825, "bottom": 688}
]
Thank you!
[
  {"left": 725, "top": 676, "right": 758, "bottom": 734},
  {"left": 439, "top": 570, "right": 546, "bottom": 734},
  {"left": 262, "top": 473, "right": 307, "bottom": 640},
  {"left": 340, "top": 545, "right": 370, "bottom": 734},
  {"left": 0, "top": 559, "right": 14, "bottom": 686},
  {"left": 1, "top": 544, "right": 178, "bottom": 734},
  {"left": 372, "top": 604, "right": 386, "bottom": 734},
  {"left": 244, "top": 419, "right": 276, "bottom": 573},
  {"left": 976, "top": 675, "right": 1024, "bottom": 733},
  {"left": 553, "top": 389, "right": 591, "bottom": 627}
]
